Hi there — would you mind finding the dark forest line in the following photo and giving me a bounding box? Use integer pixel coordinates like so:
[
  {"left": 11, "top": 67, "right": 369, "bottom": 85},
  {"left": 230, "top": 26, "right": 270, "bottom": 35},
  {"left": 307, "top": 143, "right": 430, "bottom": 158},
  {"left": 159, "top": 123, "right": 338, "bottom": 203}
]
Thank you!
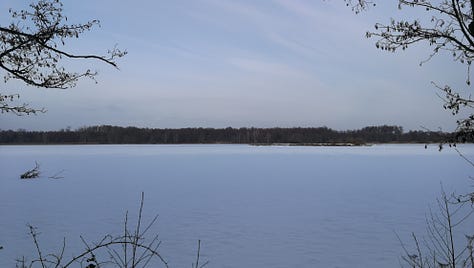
[{"left": 0, "top": 125, "right": 457, "bottom": 145}]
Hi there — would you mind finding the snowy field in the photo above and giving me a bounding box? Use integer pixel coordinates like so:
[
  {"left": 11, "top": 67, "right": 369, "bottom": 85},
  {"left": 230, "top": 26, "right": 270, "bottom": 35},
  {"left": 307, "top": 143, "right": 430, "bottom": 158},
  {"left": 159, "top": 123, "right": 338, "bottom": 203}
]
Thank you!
[{"left": 1, "top": 144, "right": 474, "bottom": 267}]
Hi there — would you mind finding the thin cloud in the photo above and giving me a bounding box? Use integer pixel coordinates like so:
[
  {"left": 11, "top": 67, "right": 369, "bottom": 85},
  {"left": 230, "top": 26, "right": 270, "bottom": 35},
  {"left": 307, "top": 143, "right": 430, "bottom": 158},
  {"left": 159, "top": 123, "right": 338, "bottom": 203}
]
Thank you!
[{"left": 228, "top": 57, "right": 309, "bottom": 78}]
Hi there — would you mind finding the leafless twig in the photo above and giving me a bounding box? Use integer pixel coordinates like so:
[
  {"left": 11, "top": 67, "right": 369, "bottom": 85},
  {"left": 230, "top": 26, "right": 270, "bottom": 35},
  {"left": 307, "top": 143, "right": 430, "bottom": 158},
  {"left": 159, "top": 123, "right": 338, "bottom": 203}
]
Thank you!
[
  {"left": 17, "top": 192, "right": 170, "bottom": 268},
  {"left": 192, "top": 239, "right": 209, "bottom": 268}
]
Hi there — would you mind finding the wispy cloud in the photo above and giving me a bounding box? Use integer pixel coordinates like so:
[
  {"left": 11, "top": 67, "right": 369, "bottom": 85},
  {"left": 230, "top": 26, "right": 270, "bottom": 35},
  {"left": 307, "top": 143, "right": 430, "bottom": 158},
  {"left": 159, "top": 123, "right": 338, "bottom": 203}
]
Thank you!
[
  {"left": 228, "top": 57, "right": 308, "bottom": 78},
  {"left": 273, "top": 0, "right": 326, "bottom": 21},
  {"left": 198, "top": 0, "right": 368, "bottom": 61}
]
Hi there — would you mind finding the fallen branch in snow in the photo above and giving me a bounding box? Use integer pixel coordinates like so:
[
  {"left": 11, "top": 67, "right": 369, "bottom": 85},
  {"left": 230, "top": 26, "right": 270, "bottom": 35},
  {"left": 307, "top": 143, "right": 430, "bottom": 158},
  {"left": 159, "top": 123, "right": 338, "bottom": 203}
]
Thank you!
[
  {"left": 48, "top": 169, "right": 65, "bottom": 179},
  {"left": 20, "top": 161, "right": 40, "bottom": 179}
]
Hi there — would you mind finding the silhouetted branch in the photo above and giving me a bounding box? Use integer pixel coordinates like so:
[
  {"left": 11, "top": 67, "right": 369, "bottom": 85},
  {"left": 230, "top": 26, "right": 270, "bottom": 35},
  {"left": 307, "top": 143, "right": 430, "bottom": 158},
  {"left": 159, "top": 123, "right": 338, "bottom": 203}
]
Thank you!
[
  {"left": 0, "top": 0, "right": 126, "bottom": 115},
  {"left": 352, "top": 0, "right": 474, "bottom": 144},
  {"left": 192, "top": 240, "right": 209, "bottom": 268},
  {"left": 344, "top": 0, "right": 376, "bottom": 14},
  {"left": 0, "top": 94, "right": 46, "bottom": 115},
  {"left": 399, "top": 189, "right": 474, "bottom": 268},
  {"left": 29, "top": 225, "right": 47, "bottom": 268},
  {"left": 17, "top": 192, "right": 170, "bottom": 268}
]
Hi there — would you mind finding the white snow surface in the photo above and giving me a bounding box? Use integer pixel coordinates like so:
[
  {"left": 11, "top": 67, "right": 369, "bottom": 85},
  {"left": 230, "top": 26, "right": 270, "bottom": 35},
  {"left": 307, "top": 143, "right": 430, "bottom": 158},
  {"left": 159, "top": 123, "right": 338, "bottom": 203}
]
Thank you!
[{"left": 1, "top": 144, "right": 474, "bottom": 267}]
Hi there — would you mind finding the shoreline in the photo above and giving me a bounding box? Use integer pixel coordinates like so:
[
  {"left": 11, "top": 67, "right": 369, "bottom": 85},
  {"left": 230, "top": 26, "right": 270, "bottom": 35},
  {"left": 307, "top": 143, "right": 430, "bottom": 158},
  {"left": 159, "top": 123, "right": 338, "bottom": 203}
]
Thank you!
[{"left": 0, "top": 142, "right": 449, "bottom": 146}]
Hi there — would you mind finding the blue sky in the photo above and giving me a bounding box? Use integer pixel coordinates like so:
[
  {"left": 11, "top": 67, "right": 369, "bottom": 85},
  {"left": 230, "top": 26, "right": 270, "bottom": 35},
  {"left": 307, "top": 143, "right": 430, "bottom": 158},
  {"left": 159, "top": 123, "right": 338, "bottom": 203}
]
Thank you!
[{"left": 0, "top": 0, "right": 469, "bottom": 131}]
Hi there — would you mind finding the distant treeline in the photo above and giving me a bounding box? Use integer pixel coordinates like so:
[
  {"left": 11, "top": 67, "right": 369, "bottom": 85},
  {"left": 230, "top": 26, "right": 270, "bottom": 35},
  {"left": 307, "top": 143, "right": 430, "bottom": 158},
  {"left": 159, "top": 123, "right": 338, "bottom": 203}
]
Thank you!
[{"left": 0, "top": 125, "right": 455, "bottom": 145}]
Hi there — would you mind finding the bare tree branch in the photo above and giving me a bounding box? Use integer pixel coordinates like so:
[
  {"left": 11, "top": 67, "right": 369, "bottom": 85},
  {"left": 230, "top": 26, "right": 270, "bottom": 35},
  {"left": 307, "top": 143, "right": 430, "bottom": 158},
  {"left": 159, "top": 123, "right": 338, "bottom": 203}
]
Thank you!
[
  {"left": 17, "top": 192, "right": 171, "bottom": 268},
  {"left": 0, "top": 0, "right": 126, "bottom": 115}
]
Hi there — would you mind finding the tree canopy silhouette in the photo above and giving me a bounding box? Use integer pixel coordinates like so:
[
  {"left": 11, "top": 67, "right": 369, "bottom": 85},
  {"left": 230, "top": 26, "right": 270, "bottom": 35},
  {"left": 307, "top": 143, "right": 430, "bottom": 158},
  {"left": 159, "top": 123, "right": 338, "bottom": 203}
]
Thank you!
[{"left": 0, "top": 0, "right": 126, "bottom": 115}]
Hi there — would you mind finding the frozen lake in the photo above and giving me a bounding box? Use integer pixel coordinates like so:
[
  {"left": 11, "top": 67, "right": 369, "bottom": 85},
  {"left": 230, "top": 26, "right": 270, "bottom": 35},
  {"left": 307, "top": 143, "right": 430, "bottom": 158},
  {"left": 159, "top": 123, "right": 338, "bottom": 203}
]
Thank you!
[{"left": 1, "top": 144, "right": 474, "bottom": 267}]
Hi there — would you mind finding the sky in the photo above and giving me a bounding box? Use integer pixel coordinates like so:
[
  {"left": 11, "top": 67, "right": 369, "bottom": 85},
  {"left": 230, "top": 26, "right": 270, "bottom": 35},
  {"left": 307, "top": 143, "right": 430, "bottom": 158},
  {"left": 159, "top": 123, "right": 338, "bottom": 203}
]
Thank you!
[{"left": 0, "top": 0, "right": 470, "bottom": 131}]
